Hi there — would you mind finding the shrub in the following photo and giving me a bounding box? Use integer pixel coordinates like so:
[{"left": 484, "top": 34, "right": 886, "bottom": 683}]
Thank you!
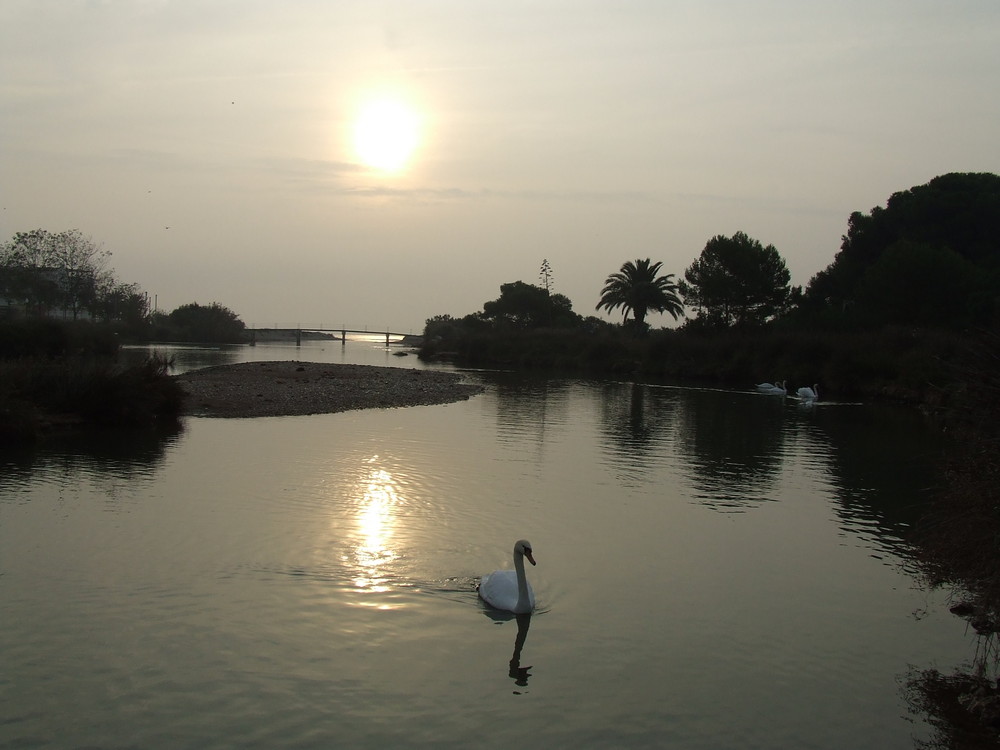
[{"left": 0, "top": 353, "right": 183, "bottom": 442}]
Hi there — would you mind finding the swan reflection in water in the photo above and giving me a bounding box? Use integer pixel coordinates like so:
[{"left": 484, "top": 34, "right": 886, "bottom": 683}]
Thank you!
[
  {"left": 508, "top": 613, "right": 533, "bottom": 690},
  {"left": 482, "top": 607, "right": 534, "bottom": 692}
]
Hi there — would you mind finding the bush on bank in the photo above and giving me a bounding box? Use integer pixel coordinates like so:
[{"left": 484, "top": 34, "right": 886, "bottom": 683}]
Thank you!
[
  {"left": 0, "top": 320, "right": 185, "bottom": 443},
  {"left": 0, "top": 318, "right": 120, "bottom": 358}
]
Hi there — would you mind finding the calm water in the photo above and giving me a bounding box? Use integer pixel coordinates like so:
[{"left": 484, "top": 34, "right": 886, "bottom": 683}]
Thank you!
[{"left": 0, "top": 341, "right": 972, "bottom": 749}]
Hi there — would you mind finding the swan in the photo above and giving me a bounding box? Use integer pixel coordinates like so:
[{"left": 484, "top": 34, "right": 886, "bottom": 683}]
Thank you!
[
  {"left": 479, "top": 539, "right": 536, "bottom": 614},
  {"left": 797, "top": 384, "right": 819, "bottom": 400},
  {"left": 756, "top": 380, "right": 786, "bottom": 395}
]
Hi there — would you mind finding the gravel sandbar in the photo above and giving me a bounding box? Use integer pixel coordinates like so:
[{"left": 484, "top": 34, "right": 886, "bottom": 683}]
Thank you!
[{"left": 176, "top": 361, "right": 483, "bottom": 418}]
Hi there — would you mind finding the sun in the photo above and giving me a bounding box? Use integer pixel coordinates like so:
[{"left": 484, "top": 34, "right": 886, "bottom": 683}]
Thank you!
[{"left": 353, "top": 98, "right": 420, "bottom": 173}]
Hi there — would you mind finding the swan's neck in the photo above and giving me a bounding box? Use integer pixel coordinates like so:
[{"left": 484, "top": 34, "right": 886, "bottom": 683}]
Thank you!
[{"left": 513, "top": 552, "right": 530, "bottom": 611}]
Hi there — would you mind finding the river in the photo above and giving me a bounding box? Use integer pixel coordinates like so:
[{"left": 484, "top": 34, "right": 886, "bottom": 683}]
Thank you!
[{"left": 0, "top": 338, "right": 973, "bottom": 748}]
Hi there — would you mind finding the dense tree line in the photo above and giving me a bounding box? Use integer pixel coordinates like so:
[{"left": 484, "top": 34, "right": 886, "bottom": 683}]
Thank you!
[
  {"left": 0, "top": 229, "right": 149, "bottom": 326},
  {"left": 800, "top": 172, "right": 1000, "bottom": 329},
  {"left": 426, "top": 172, "right": 999, "bottom": 339},
  {"left": 149, "top": 302, "right": 246, "bottom": 343},
  {"left": 421, "top": 172, "right": 1000, "bottom": 397},
  {"left": 0, "top": 229, "right": 247, "bottom": 344}
]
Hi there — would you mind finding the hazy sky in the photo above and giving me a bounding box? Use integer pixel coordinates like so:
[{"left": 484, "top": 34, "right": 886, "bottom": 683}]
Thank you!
[{"left": 3, "top": 1, "right": 999, "bottom": 332}]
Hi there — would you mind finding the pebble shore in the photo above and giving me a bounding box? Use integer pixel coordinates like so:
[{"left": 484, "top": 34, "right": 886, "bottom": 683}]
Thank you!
[{"left": 175, "top": 361, "right": 483, "bottom": 418}]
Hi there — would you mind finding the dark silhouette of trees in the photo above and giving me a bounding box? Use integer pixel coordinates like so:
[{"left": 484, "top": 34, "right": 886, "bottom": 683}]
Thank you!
[
  {"left": 801, "top": 172, "right": 1000, "bottom": 329},
  {"left": 679, "top": 232, "right": 792, "bottom": 328},
  {"left": 92, "top": 279, "right": 150, "bottom": 327},
  {"left": 1, "top": 229, "right": 111, "bottom": 319},
  {"left": 596, "top": 258, "right": 683, "bottom": 331},
  {"left": 0, "top": 229, "right": 151, "bottom": 327},
  {"left": 158, "top": 302, "right": 245, "bottom": 343},
  {"left": 855, "top": 241, "right": 980, "bottom": 328},
  {"left": 482, "top": 281, "right": 579, "bottom": 329}
]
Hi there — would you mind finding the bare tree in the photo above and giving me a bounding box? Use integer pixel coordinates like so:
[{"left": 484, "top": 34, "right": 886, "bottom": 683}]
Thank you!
[{"left": 1, "top": 229, "right": 111, "bottom": 318}]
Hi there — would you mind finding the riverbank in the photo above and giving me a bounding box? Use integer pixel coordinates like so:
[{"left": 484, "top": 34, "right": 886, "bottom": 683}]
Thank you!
[
  {"left": 175, "top": 361, "right": 483, "bottom": 418},
  {"left": 419, "top": 324, "right": 969, "bottom": 406}
]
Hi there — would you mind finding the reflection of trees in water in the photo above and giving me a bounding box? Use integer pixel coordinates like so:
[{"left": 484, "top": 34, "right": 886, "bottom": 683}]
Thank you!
[
  {"left": 597, "top": 382, "right": 677, "bottom": 477},
  {"left": 0, "top": 425, "right": 181, "bottom": 502},
  {"left": 483, "top": 372, "right": 572, "bottom": 455},
  {"left": 795, "top": 404, "right": 946, "bottom": 560},
  {"left": 899, "top": 361, "right": 1000, "bottom": 748},
  {"left": 676, "top": 389, "right": 785, "bottom": 512},
  {"left": 902, "top": 631, "right": 1000, "bottom": 749},
  {"left": 792, "top": 405, "right": 970, "bottom": 745}
]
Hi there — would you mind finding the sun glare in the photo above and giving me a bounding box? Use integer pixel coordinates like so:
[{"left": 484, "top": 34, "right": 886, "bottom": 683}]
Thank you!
[
  {"left": 346, "top": 461, "right": 401, "bottom": 602},
  {"left": 353, "top": 98, "right": 420, "bottom": 173}
]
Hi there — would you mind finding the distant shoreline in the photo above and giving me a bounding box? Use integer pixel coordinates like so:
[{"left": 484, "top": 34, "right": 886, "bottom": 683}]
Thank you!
[{"left": 175, "top": 360, "right": 481, "bottom": 418}]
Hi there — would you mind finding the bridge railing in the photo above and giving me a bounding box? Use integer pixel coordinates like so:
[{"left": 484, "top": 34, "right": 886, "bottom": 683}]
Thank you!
[{"left": 247, "top": 327, "right": 422, "bottom": 347}]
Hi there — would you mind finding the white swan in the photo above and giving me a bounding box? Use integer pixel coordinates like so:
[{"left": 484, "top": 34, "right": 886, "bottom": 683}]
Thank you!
[
  {"left": 756, "top": 380, "right": 786, "bottom": 395},
  {"left": 479, "top": 539, "right": 536, "bottom": 614},
  {"left": 797, "top": 384, "right": 819, "bottom": 400}
]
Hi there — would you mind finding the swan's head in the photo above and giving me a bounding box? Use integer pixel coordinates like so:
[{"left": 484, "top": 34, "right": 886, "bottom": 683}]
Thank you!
[{"left": 514, "top": 539, "right": 536, "bottom": 566}]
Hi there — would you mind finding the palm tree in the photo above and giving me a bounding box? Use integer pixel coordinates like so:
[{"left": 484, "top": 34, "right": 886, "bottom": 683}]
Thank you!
[{"left": 596, "top": 258, "right": 684, "bottom": 329}]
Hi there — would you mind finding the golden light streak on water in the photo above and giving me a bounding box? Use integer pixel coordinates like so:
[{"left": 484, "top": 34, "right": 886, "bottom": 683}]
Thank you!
[{"left": 349, "top": 458, "right": 401, "bottom": 606}]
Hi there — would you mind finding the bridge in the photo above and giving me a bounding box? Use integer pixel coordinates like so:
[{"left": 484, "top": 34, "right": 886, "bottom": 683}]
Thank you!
[{"left": 247, "top": 327, "right": 423, "bottom": 347}]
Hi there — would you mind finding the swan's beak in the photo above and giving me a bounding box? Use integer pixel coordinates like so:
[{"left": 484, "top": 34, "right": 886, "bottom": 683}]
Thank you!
[{"left": 525, "top": 550, "right": 536, "bottom": 566}]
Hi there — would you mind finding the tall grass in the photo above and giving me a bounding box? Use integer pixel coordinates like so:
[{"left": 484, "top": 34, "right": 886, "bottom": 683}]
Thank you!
[{"left": 0, "top": 353, "right": 184, "bottom": 443}]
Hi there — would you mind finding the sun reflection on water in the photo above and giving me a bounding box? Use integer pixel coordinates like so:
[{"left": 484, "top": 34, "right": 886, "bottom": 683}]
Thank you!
[{"left": 348, "top": 458, "right": 402, "bottom": 606}]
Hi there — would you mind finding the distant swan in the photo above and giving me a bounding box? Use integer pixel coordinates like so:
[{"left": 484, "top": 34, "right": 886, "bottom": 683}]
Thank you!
[
  {"left": 756, "top": 380, "right": 786, "bottom": 395},
  {"left": 797, "top": 384, "right": 819, "bottom": 400},
  {"left": 479, "top": 540, "right": 536, "bottom": 614}
]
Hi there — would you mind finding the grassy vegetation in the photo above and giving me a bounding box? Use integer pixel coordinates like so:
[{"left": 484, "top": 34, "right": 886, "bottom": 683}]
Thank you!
[
  {"left": 898, "top": 333, "right": 1000, "bottom": 744},
  {"left": 0, "top": 320, "right": 185, "bottom": 443},
  {"left": 0, "top": 318, "right": 120, "bottom": 358},
  {"left": 913, "top": 333, "right": 1000, "bottom": 603},
  {"left": 420, "top": 324, "right": 970, "bottom": 406}
]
